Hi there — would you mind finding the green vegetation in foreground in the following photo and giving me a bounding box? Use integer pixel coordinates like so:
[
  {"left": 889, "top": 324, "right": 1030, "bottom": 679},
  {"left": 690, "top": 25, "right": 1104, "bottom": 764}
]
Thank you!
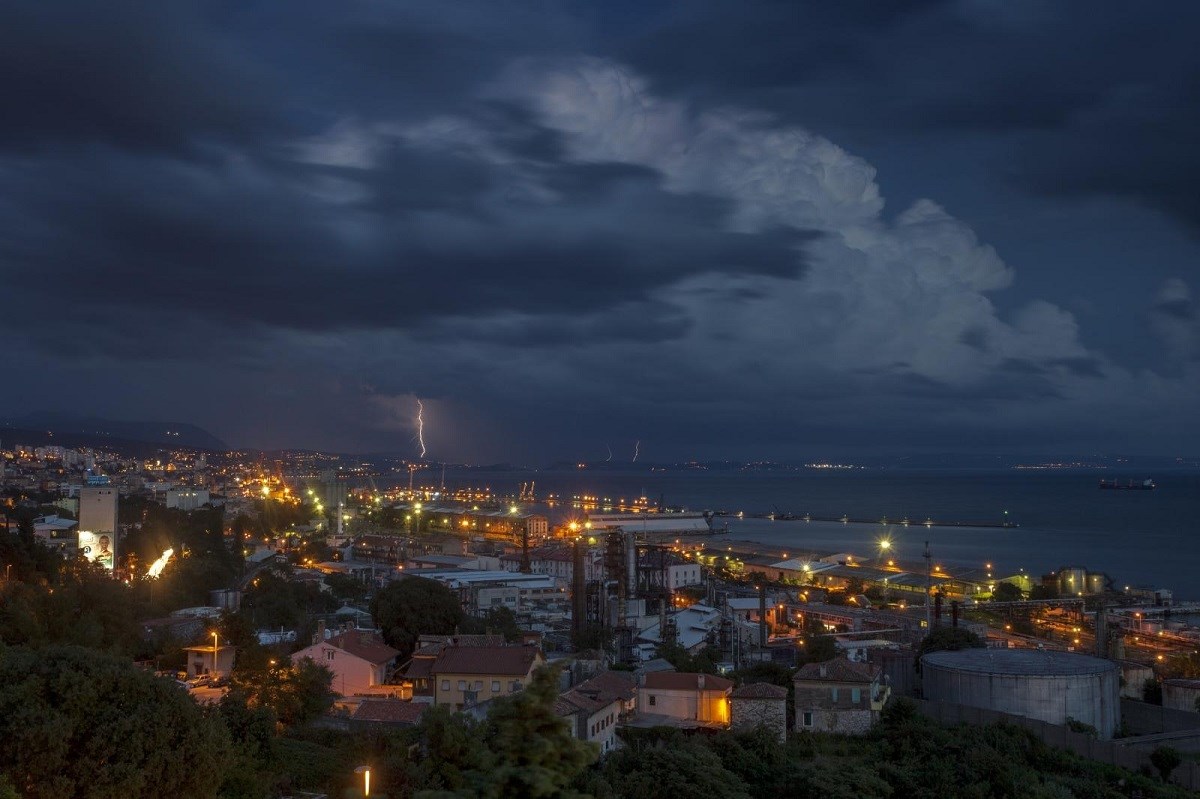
[{"left": 1, "top": 641, "right": 1194, "bottom": 798}]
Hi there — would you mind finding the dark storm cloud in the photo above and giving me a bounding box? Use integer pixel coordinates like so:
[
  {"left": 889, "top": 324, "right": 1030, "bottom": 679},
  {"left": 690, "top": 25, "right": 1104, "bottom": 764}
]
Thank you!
[
  {"left": 1, "top": 0, "right": 1197, "bottom": 459},
  {"left": 0, "top": 136, "right": 811, "bottom": 353},
  {"left": 621, "top": 2, "right": 1200, "bottom": 229},
  {"left": 0, "top": 2, "right": 279, "bottom": 154}
]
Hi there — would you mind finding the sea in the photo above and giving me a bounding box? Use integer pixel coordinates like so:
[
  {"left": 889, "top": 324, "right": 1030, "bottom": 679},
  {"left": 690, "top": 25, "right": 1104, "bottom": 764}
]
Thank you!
[{"left": 408, "top": 467, "right": 1200, "bottom": 600}]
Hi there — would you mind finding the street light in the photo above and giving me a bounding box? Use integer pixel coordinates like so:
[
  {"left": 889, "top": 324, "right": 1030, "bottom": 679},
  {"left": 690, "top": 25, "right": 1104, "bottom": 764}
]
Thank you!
[
  {"left": 212, "top": 631, "right": 219, "bottom": 676},
  {"left": 355, "top": 765, "right": 371, "bottom": 797}
]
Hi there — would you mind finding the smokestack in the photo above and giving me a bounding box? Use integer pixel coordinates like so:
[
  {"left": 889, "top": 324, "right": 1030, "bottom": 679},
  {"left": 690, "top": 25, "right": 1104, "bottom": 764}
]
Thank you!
[
  {"left": 314, "top": 619, "right": 326, "bottom": 645},
  {"left": 626, "top": 536, "right": 637, "bottom": 600},
  {"left": 934, "top": 594, "right": 943, "bottom": 627}
]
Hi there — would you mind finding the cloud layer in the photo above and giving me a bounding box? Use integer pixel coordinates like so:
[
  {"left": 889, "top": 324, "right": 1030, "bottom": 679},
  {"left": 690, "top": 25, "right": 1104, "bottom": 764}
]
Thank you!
[{"left": 1, "top": 1, "right": 1197, "bottom": 460}]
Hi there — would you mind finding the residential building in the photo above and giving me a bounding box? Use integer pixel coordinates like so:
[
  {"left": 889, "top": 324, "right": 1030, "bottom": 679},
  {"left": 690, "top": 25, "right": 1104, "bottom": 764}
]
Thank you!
[
  {"left": 166, "top": 487, "right": 210, "bottom": 511},
  {"left": 793, "top": 657, "right": 889, "bottom": 734},
  {"left": 429, "top": 645, "right": 544, "bottom": 709},
  {"left": 555, "top": 671, "right": 636, "bottom": 754},
  {"left": 637, "top": 671, "right": 732, "bottom": 725},
  {"left": 184, "top": 644, "right": 237, "bottom": 679},
  {"left": 730, "top": 682, "right": 788, "bottom": 742},
  {"left": 291, "top": 629, "right": 401, "bottom": 697}
]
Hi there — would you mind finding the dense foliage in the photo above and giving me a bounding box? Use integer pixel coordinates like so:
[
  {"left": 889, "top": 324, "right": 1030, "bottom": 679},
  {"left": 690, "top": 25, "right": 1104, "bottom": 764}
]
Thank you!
[
  {"left": 576, "top": 700, "right": 1195, "bottom": 799},
  {"left": 0, "top": 645, "right": 233, "bottom": 799},
  {"left": 371, "top": 577, "right": 465, "bottom": 660}
]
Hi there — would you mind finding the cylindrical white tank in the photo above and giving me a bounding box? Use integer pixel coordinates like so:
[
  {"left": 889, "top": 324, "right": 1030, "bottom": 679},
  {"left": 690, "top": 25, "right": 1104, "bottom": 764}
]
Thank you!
[
  {"left": 922, "top": 649, "right": 1120, "bottom": 738},
  {"left": 1057, "top": 567, "right": 1088, "bottom": 596}
]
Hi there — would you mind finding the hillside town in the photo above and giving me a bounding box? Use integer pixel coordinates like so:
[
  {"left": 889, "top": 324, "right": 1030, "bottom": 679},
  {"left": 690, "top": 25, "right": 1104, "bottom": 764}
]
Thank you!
[{"left": 3, "top": 440, "right": 1200, "bottom": 796}]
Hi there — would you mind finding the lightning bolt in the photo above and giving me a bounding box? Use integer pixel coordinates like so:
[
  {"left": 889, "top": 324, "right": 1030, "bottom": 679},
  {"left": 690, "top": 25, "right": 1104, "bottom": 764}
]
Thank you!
[
  {"left": 416, "top": 398, "right": 427, "bottom": 458},
  {"left": 606, "top": 443, "right": 613, "bottom": 462},
  {"left": 632, "top": 440, "right": 640, "bottom": 462}
]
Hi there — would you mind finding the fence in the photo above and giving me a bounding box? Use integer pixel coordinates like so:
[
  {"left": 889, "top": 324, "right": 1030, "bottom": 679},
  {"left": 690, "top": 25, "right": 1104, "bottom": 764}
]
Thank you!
[{"left": 913, "top": 698, "right": 1200, "bottom": 790}]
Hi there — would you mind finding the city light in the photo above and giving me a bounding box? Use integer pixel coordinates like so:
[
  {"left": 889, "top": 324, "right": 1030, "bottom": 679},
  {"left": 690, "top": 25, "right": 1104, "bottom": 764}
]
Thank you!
[{"left": 147, "top": 548, "right": 174, "bottom": 578}]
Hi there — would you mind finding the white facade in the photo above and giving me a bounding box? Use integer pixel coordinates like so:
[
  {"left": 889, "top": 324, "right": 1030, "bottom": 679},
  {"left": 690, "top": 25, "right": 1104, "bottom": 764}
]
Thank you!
[
  {"left": 79, "top": 486, "right": 118, "bottom": 533},
  {"left": 667, "top": 562, "right": 702, "bottom": 589},
  {"left": 166, "top": 488, "right": 210, "bottom": 511}
]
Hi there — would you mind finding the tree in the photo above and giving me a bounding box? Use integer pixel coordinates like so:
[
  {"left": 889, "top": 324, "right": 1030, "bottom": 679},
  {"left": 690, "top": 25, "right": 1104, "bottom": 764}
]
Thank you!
[
  {"left": 236, "top": 658, "right": 335, "bottom": 727},
  {"left": 596, "top": 739, "right": 752, "bottom": 799},
  {"left": 371, "top": 577, "right": 464, "bottom": 661},
  {"left": 468, "top": 665, "right": 597, "bottom": 798},
  {"left": 412, "top": 666, "right": 596, "bottom": 799},
  {"left": 918, "top": 626, "right": 985, "bottom": 658},
  {"left": 1143, "top": 677, "right": 1162, "bottom": 705},
  {"left": 324, "top": 572, "right": 367, "bottom": 603},
  {"left": 1149, "top": 745, "right": 1182, "bottom": 782},
  {"left": 992, "top": 582, "right": 1024, "bottom": 602},
  {"left": 0, "top": 645, "right": 232, "bottom": 798},
  {"left": 476, "top": 606, "right": 523, "bottom": 643},
  {"left": 1029, "top": 584, "right": 1057, "bottom": 601}
]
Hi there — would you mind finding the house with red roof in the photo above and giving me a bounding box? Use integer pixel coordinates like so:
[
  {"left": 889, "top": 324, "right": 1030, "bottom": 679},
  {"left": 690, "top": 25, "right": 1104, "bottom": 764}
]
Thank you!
[
  {"left": 555, "top": 670, "right": 637, "bottom": 754},
  {"left": 291, "top": 629, "right": 401, "bottom": 698},
  {"left": 427, "top": 644, "right": 544, "bottom": 709},
  {"left": 636, "top": 671, "right": 733, "bottom": 725}
]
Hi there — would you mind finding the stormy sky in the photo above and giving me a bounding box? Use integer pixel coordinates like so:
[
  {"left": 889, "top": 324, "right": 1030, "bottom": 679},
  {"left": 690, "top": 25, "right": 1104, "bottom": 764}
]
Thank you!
[{"left": 2, "top": 1, "right": 1198, "bottom": 462}]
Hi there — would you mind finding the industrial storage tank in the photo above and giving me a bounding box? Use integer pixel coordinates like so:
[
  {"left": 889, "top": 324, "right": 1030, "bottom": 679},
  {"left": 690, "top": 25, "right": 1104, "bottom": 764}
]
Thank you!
[
  {"left": 1056, "top": 567, "right": 1089, "bottom": 596},
  {"left": 921, "top": 649, "right": 1120, "bottom": 738}
]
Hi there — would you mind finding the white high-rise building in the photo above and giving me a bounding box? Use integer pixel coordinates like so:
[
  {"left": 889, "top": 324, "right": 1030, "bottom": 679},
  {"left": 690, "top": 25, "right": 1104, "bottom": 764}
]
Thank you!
[{"left": 79, "top": 487, "right": 118, "bottom": 533}]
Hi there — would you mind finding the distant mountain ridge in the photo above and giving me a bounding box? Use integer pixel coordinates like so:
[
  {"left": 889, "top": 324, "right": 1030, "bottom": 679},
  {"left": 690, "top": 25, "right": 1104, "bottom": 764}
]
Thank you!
[{"left": 5, "top": 414, "right": 228, "bottom": 451}]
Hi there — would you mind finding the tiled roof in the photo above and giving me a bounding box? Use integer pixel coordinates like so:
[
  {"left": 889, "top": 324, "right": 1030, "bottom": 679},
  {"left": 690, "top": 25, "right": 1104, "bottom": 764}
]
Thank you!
[
  {"left": 402, "top": 657, "right": 435, "bottom": 680},
  {"left": 431, "top": 645, "right": 541, "bottom": 677},
  {"left": 327, "top": 630, "right": 401, "bottom": 665},
  {"left": 794, "top": 658, "right": 879, "bottom": 684},
  {"left": 451, "top": 634, "right": 507, "bottom": 648},
  {"left": 556, "top": 670, "right": 638, "bottom": 718},
  {"left": 582, "top": 670, "right": 638, "bottom": 703},
  {"left": 731, "top": 682, "right": 788, "bottom": 700},
  {"left": 352, "top": 699, "right": 427, "bottom": 724},
  {"left": 643, "top": 672, "right": 733, "bottom": 692}
]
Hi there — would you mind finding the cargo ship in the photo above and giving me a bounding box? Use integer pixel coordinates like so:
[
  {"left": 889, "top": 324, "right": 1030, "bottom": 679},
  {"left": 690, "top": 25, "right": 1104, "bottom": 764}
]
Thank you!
[{"left": 1098, "top": 478, "right": 1155, "bottom": 490}]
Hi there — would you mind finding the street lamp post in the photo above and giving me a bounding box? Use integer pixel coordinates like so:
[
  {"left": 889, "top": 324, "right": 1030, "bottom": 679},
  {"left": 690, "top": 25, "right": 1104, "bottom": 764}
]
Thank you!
[
  {"left": 211, "top": 631, "right": 219, "bottom": 676},
  {"left": 354, "top": 765, "right": 371, "bottom": 797}
]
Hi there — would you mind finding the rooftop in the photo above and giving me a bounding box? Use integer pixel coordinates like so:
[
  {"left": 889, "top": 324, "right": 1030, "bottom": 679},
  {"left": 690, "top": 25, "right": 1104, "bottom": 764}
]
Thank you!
[
  {"left": 351, "top": 699, "right": 427, "bottom": 725},
  {"left": 795, "top": 658, "right": 880, "bottom": 684},
  {"left": 327, "top": 630, "right": 401, "bottom": 665},
  {"left": 921, "top": 648, "right": 1119, "bottom": 676},
  {"left": 643, "top": 671, "right": 733, "bottom": 692},
  {"left": 731, "top": 682, "right": 788, "bottom": 700},
  {"left": 431, "top": 645, "right": 541, "bottom": 676}
]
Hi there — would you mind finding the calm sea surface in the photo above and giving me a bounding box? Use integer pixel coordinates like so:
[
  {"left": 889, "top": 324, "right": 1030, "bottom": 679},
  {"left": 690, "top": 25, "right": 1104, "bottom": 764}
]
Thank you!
[{"left": 402, "top": 468, "right": 1200, "bottom": 599}]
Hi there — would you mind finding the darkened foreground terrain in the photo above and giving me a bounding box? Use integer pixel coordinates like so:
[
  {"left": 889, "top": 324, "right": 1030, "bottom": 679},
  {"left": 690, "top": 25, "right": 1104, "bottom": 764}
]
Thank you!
[{"left": 0, "top": 642, "right": 1194, "bottom": 799}]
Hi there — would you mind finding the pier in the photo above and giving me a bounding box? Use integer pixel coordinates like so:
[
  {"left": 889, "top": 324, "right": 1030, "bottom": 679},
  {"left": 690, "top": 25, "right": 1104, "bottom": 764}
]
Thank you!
[{"left": 736, "top": 511, "right": 1018, "bottom": 530}]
